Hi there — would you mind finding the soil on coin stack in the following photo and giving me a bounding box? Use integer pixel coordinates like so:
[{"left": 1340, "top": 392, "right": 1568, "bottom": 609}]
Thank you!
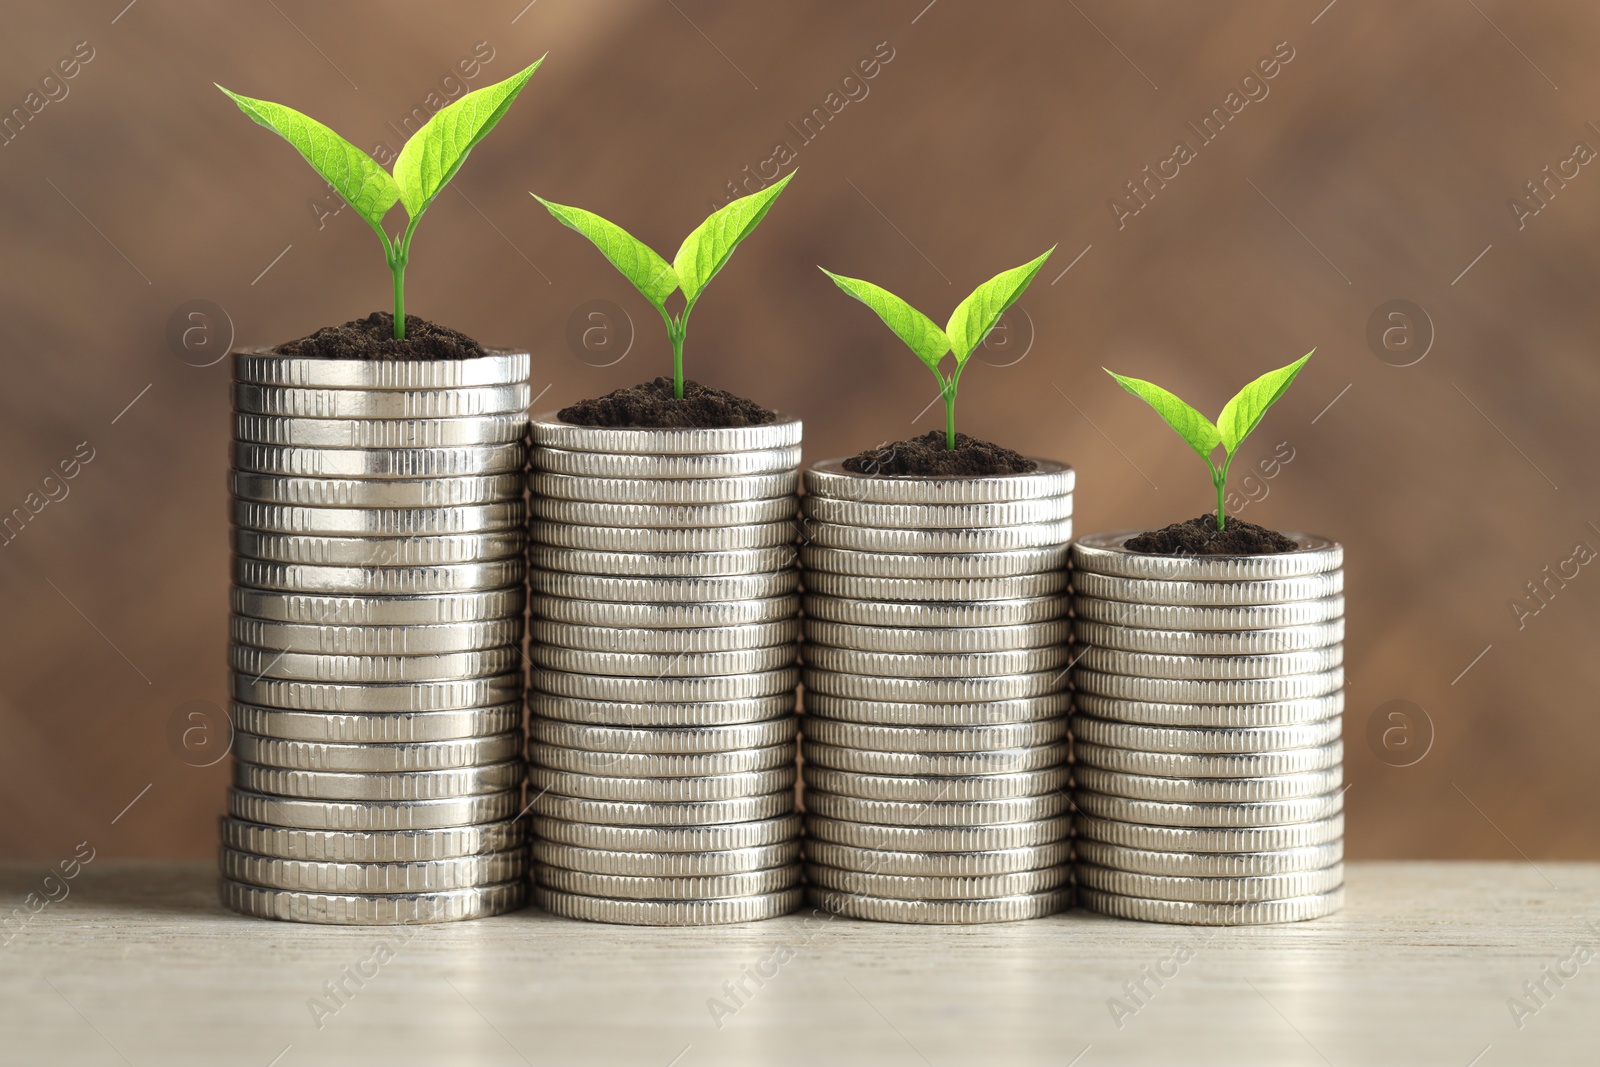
[
  {"left": 559, "top": 377, "right": 777, "bottom": 428},
  {"left": 272, "top": 312, "right": 487, "bottom": 361},
  {"left": 842, "top": 431, "right": 1038, "bottom": 476},
  {"left": 1125, "top": 514, "right": 1297, "bottom": 555}
]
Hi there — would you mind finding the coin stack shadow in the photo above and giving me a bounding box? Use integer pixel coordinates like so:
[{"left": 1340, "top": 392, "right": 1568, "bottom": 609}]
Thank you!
[
  {"left": 524, "top": 416, "right": 806, "bottom": 925},
  {"left": 797, "top": 459, "right": 1076, "bottom": 923},
  {"left": 1069, "top": 531, "right": 1346, "bottom": 925},
  {"left": 222, "top": 350, "right": 532, "bottom": 925}
]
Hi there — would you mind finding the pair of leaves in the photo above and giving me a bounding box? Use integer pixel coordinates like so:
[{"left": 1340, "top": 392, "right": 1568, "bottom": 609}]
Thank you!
[
  {"left": 534, "top": 170, "right": 797, "bottom": 318},
  {"left": 1107, "top": 352, "right": 1313, "bottom": 465},
  {"left": 819, "top": 248, "right": 1055, "bottom": 377}
]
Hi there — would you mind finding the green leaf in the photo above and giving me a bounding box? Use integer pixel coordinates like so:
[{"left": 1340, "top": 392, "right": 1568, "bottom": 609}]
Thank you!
[
  {"left": 393, "top": 57, "right": 543, "bottom": 217},
  {"left": 673, "top": 170, "right": 796, "bottom": 305},
  {"left": 1216, "top": 351, "right": 1313, "bottom": 454},
  {"left": 1105, "top": 369, "right": 1222, "bottom": 463},
  {"left": 535, "top": 196, "right": 678, "bottom": 310},
  {"left": 820, "top": 268, "right": 950, "bottom": 371},
  {"left": 945, "top": 247, "right": 1054, "bottom": 364},
  {"left": 217, "top": 85, "right": 398, "bottom": 229}
]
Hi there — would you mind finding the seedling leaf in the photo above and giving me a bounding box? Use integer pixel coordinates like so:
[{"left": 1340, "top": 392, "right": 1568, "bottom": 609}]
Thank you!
[
  {"left": 819, "top": 269, "right": 950, "bottom": 371},
  {"left": 535, "top": 196, "right": 677, "bottom": 310},
  {"left": 1105, "top": 369, "right": 1221, "bottom": 462},
  {"left": 1217, "top": 351, "right": 1313, "bottom": 453},
  {"left": 673, "top": 171, "right": 796, "bottom": 305},
  {"left": 945, "top": 247, "right": 1054, "bottom": 365}
]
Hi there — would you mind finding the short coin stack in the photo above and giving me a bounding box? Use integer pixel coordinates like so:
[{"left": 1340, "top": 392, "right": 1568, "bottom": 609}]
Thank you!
[
  {"left": 799, "top": 459, "right": 1076, "bottom": 923},
  {"left": 222, "top": 349, "right": 532, "bottom": 925},
  {"left": 525, "top": 415, "right": 805, "bottom": 925},
  {"left": 1069, "top": 531, "right": 1345, "bottom": 925}
]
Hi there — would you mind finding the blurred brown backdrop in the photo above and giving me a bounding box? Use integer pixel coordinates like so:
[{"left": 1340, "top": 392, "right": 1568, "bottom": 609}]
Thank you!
[{"left": 1, "top": 1, "right": 1597, "bottom": 861}]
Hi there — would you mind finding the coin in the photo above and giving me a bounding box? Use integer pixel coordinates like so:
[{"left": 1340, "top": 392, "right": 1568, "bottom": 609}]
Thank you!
[
  {"left": 530, "top": 717, "right": 797, "bottom": 755},
  {"left": 804, "top": 459, "right": 1074, "bottom": 503},
  {"left": 534, "top": 840, "right": 799, "bottom": 876},
  {"left": 802, "top": 692, "right": 1071, "bottom": 727},
  {"left": 234, "top": 760, "right": 524, "bottom": 801},
  {"left": 800, "top": 544, "right": 1068, "bottom": 580},
  {"left": 232, "top": 732, "right": 522, "bottom": 772},
  {"left": 801, "top": 645, "right": 1071, "bottom": 679},
  {"left": 532, "top": 884, "right": 802, "bottom": 925},
  {"left": 529, "top": 414, "right": 803, "bottom": 455},
  {"left": 222, "top": 879, "right": 526, "bottom": 924},
  {"left": 806, "top": 864, "right": 1069, "bottom": 901},
  {"left": 532, "top": 520, "right": 797, "bottom": 553},
  {"left": 807, "top": 886, "right": 1067, "bottom": 924},
  {"left": 531, "top": 619, "right": 799, "bottom": 654},
  {"left": 1072, "top": 692, "right": 1343, "bottom": 729},
  {"left": 800, "top": 739, "right": 1067, "bottom": 777},
  {"left": 531, "top": 667, "right": 799, "bottom": 703},
  {"left": 1075, "top": 886, "right": 1342, "bottom": 926},
  {"left": 802, "top": 765, "right": 1068, "bottom": 803},
  {"left": 232, "top": 442, "right": 524, "bottom": 479},
  {"left": 538, "top": 865, "right": 802, "bottom": 901},
  {"left": 232, "top": 530, "right": 524, "bottom": 568},
  {"left": 232, "top": 500, "right": 524, "bottom": 536},
  {"left": 234, "top": 348, "right": 530, "bottom": 389},
  {"left": 530, "top": 813, "right": 800, "bottom": 853},
  {"left": 232, "top": 674, "right": 522, "bottom": 714},
  {"left": 532, "top": 445, "right": 800, "bottom": 479},
  {"left": 1074, "top": 740, "right": 1343, "bottom": 779},
  {"left": 235, "top": 413, "right": 527, "bottom": 449},
  {"left": 231, "top": 587, "right": 524, "bottom": 626},
  {"left": 805, "top": 839, "right": 1069, "bottom": 877},
  {"left": 803, "top": 520, "right": 1074, "bottom": 555},
  {"left": 1073, "top": 570, "right": 1344, "bottom": 607},
  {"left": 804, "top": 495, "right": 1073, "bottom": 530},
  {"left": 1073, "top": 667, "right": 1344, "bottom": 705},
  {"left": 804, "top": 572, "right": 1069, "bottom": 603},
  {"left": 531, "top": 594, "right": 800, "bottom": 629},
  {"left": 803, "top": 791, "right": 1071, "bottom": 828},
  {"left": 528, "top": 645, "right": 796, "bottom": 679},
  {"left": 229, "top": 702, "right": 522, "bottom": 744},
  {"left": 528, "top": 741, "right": 796, "bottom": 778},
  {"left": 527, "top": 791, "right": 794, "bottom": 828},
  {"left": 221, "top": 847, "right": 529, "bottom": 894},
  {"left": 804, "top": 620, "right": 1070, "bottom": 655},
  {"left": 1072, "top": 813, "right": 1344, "bottom": 853},
  {"left": 1070, "top": 789, "right": 1345, "bottom": 828},
  {"left": 1073, "top": 766, "right": 1341, "bottom": 803},
  {"left": 233, "top": 558, "right": 524, "bottom": 596},
  {"left": 220, "top": 817, "right": 525, "bottom": 863},
  {"left": 1070, "top": 531, "right": 1342, "bottom": 581},
  {"left": 1074, "top": 839, "right": 1343, "bottom": 878},
  {"left": 228, "top": 787, "right": 521, "bottom": 831},
  {"left": 529, "top": 545, "right": 796, "bottom": 578},
  {"left": 233, "top": 382, "right": 530, "bottom": 419},
  {"left": 1075, "top": 645, "right": 1344, "bottom": 681},
  {"left": 528, "top": 693, "right": 795, "bottom": 728},
  {"left": 230, "top": 471, "right": 523, "bottom": 509},
  {"left": 1072, "top": 619, "right": 1344, "bottom": 657},
  {"left": 526, "top": 766, "right": 796, "bottom": 803},
  {"left": 802, "top": 593, "right": 1069, "bottom": 629},
  {"left": 801, "top": 718, "right": 1067, "bottom": 753},
  {"left": 230, "top": 616, "right": 521, "bottom": 656},
  {"left": 1069, "top": 715, "right": 1343, "bottom": 754},
  {"left": 803, "top": 814, "right": 1070, "bottom": 853},
  {"left": 530, "top": 570, "right": 798, "bottom": 604},
  {"left": 230, "top": 645, "right": 520, "bottom": 684},
  {"left": 529, "top": 497, "right": 798, "bottom": 529},
  {"left": 1071, "top": 595, "right": 1344, "bottom": 631},
  {"left": 530, "top": 470, "right": 797, "bottom": 505},
  {"left": 1076, "top": 863, "right": 1344, "bottom": 904},
  {"left": 801, "top": 669, "right": 1066, "bottom": 704}
]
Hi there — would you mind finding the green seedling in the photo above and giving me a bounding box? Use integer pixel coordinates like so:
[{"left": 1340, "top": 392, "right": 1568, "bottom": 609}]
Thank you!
[
  {"left": 534, "top": 171, "right": 796, "bottom": 398},
  {"left": 1106, "top": 351, "right": 1313, "bottom": 531},
  {"left": 820, "top": 248, "right": 1054, "bottom": 450},
  {"left": 218, "top": 59, "right": 544, "bottom": 340}
]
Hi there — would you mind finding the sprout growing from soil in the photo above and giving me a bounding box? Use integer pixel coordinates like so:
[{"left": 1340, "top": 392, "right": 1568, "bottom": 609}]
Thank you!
[
  {"left": 218, "top": 59, "right": 543, "bottom": 341},
  {"left": 820, "top": 249, "right": 1054, "bottom": 450},
  {"left": 1107, "top": 351, "right": 1313, "bottom": 531}
]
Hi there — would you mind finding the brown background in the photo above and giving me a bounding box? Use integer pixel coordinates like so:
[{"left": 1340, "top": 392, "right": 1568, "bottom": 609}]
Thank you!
[{"left": 1, "top": 1, "right": 1596, "bottom": 862}]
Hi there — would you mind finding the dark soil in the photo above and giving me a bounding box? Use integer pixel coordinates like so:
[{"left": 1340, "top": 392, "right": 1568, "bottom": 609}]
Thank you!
[
  {"left": 558, "top": 377, "right": 777, "bottom": 428},
  {"left": 1125, "top": 514, "right": 1298, "bottom": 556},
  {"left": 842, "top": 431, "right": 1038, "bottom": 476},
  {"left": 271, "top": 312, "right": 486, "bottom": 360}
]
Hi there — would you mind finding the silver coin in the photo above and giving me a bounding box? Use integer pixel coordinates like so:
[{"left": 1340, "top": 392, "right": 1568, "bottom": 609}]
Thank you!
[
  {"left": 1073, "top": 766, "right": 1341, "bottom": 803},
  {"left": 802, "top": 645, "right": 1071, "bottom": 680},
  {"left": 802, "top": 765, "right": 1069, "bottom": 803},
  {"left": 802, "top": 669, "right": 1066, "bottom": 704},
  {"left": 1073, "top": 619, "right": 1344, "bottom": 657},
  {"left": 1076, "top": 863, "right": 1345, "bottom": 904},
  {"left": 802, "top": 692, "right": 1071, "bottom": 727},
  {"left": 803, "top": 791, "right": 1072, "bottom": 829},
  {"left": 528, "top": 413, "right": 802, "bottom": 455},
  {"left": 532, "top": 444, "right": 800, "bottom": 479},
  {"left": 804, "top": 459, "right": 1073, "bottom": 503},
  {"left": 805, "top": 571, "right": 1069, "bottom": 603},
  {"left": 807, "top": 886, "right": 1068, "bottom": 924},
  {"left": 531, "top": 667, "right": 799, "bottom": 704},
  {"left": 530, "top": 570, "right": 798, "bottom": 604},
  {"left": 802, "top": 718, "right": 1066, "bottom": 753},
  {"left": 526, "top": 766, "right": 796, "bottom": 803},
  {"left": 527, "top": 791, "right": 794, "bottom": 828},
  {"left": 231, "top": 674, "right": 522, "bottom": 714},
  {"left": 231, "top": 586, "right": 524, "bottom": 627},
  {"left": 530, "top": 717, "right": 797, "bottom": 755},
  {"left": 804, "top": 813, "right": 1070, "bottom": 853},
  {"left": 804, "top": 495, "right": 1073, "bottom": 530},
  {"left": 529, "top": 545, "right": 796, "bottom": 578},
  {"left": 534, "top": 840, "right": 799, "bottom": 877},
  {"left": 234, "top": 760, "right": 524, "bottom": 801},
  {"left": 229, "top": 701, "right": 522, "bottom": 744},
  {"left": 1072, "top": 594, "right": 1345, "bottom": 631},
  {"left": 232, "top": 500, "right": 524, "bottom": 536},
  {"left": 220, "top": 817, "right": 525, "bottom": 863},
  {"left": 532, "top": 519, "right": 797, "bottom": 553},
  {"left": 1073, "top": 813, "right": 1344, "bottom": 854},
  {"left": 530, "top": 497, "right": 798, "bottom": 529},
  {"left": 1073, "top": 692, "right": 1343, "bottom": 729},
  {"left": 803, "top": 839, "right": 1069, "bottom": 877},
  {"left": 234, "top": 558, "right": 524, "bottom": 596},
  {"left": 805, "top": 620, "right": 1069, "bottom": 655},
  {"left": 232, "top": 442, "right": 524, "bottom": 479},
  {"left": 1073, "top": 667, "right": 1344, "bottom": 705},
  {"left": 235, "top": 413, "right": 527, "bottom": 449},
  {"left": 801, "top": 739, "right": 1067, "bottom": 777},
  {"left": 1073, "top": 570, "right": 1344, "bottom": 607},
  {"left": 1074, "top": 838, "right": 1343, "bottom": 878},
  {"left": 529, "top": 644, "right": 796, "bottom": 678},
  {"left": 529, "top": 470, "right": 797, "bottom": 505},
  {"left": 1076, "top": 886, "right": 1343, "bottom": 926},
  {"left": 232, "top": 732, "right": 522, "bottom": 772},
  {"left": 230, "top": 616, "right": 521, "bottom": 656},
  {"left": 229, "top": 645, "right": 520, "bottom": 685},
  {"left": 234, "top": 348, "right": 530, "bottom": 389},
  {"left": 532, "top": 884, "right": 802, "bottom": 926},
  {"left": 529, "top": 741, "right": 796, "bottom": 778},
  {"left": 806, "top": 863, "right": 1069, "bottom": 902},
  {"left": 1074, "top": 740, "right": 1344, "bottom": 779},
  {"left": 227, "top": 787, "right": 521, "bottom": 831},
  {"left": 804, "top": 520, "right": 1074, "bottom": 555},
  {"left": 538, "top": 864, "right": 802, "bottom": 901},
  {"left": 230, "top": 471, "right": 522, "bottom": 509},
  {"left": 233, "top": 382, "right": 530, "bottom": 419},
  {"left": 800, "top": 545, "right": 1068, "bottom": 580},
  {"left": 532, "top": 619, "right": 798, "bottom": 654},
  {"left": 1070, "top": 714, "right": 1343, "bottom": 754},
  {"left": 1075, "top": 645, "right": 1345, "bottom": 681},
  {"left": 232, "top": 529, "right": 524, "bottom": 568},
  {"left": 529, "top": 693, "right": 795, "bottom": 728},
  {"left": 222, "top": 879, "right": 526, "bottom": 925},
  {"left": 803, "top": 593, "right": 1069, "bottom": 629},
  {"left": 1070, "top": 531, "right": 1342, "bottom": 581},
  {"left": 531, "top": 813, "right": 800, "bottom": 853},
  {"left": 1071, "top": 789, "right": 1345, "bottom": 828},
  {"left": 221, "top": 846, "right": 528, "bottom": 894},
  {"left": 532, "top": 594, "right": 799, "bottom": 629}
]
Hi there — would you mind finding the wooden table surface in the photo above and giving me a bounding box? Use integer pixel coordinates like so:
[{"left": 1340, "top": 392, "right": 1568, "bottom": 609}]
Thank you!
[{"left": 2, "top": 861, "right": 1595, "bottom": 1066}]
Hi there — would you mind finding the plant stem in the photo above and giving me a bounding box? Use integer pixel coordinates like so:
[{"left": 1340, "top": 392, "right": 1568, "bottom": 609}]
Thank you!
[
  {"left": 1212, "top": 453, "right": 1234, "bottom": 531},
  {"left": 944, "top": 390, "right": 956, "bottom": 450},
  {"left": 1215, "top": 473, "right": 1226, "bottom": 531},
  {"left": 671, "top": 324, "right": 685, "bottom": 399},
  {"left": 391, "top": 260, "right": 406, "bottom": 340}
]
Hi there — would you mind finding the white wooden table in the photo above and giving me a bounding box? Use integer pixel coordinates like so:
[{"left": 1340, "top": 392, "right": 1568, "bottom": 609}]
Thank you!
[{"left": 2, "top": 862, "right": 1595, "bottom": 1066}]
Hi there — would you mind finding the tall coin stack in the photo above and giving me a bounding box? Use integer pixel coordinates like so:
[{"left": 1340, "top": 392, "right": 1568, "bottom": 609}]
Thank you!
[
  {"left": 1069, "top": 532, "right": 1345, "bottom": 925},
  {"left": 222, "top": 349, "right": 532, "bottom": 925},
  {"left": 799, "top": 459, "right": 1076, "bottom": 923},
  {"left": 525, "top": 416, "right": 805, "bottom": 925}
]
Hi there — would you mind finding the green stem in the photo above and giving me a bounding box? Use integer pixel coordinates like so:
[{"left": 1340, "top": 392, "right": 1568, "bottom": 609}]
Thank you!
[
  {"left": 670, "top": 324, "right": 685, "bottom": 399},
  {"left": 1212, "top": 453, "right": 1234, "bottom": 531},
  {"left": 944, "top": 390, "right": 956, "bottom": 450},
  {"left": 391, "top": 259, "right": 406, "bottom": 340}
]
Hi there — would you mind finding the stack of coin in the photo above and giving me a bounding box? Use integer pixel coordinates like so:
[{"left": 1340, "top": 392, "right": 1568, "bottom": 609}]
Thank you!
[
  {"left": 1069, "top": 531, "right": 1345, "bottom": 925},
  {"left": 798, "top": 459, "right": 1075, "bottom": 923},
  {"left": 221, "top": 349, "right": 532, "bottom": 925},
  {"left": 524, "top": 415, "right": 805, "bottom": 925}
]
